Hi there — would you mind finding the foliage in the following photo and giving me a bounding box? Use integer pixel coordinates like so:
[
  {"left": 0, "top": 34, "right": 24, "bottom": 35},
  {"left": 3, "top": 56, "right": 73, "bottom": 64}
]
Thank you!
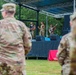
[
  {"left": 0, "top": 0, "right": 5, "bottom": 19},
  {"left": 15, "top": 6, "right": 64, "bottom": 36},
  {"left": 39, "top": 14, "right": 63, "bottom": 35},
  {"left": 0, "top": 0, "right": 64, "bottom": 35}
]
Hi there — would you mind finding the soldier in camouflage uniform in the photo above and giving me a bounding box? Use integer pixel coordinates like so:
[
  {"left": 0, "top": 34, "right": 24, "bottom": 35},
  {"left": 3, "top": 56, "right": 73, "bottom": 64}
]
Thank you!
[
  {"left": 57, "top": 12, "right": 76, "bottom": 75},
  {"left": 0, "top": 3, "right": 32, "bottom": 75},
  {"left": 38, "top": 22, "right": 45, "bottom": 36}
]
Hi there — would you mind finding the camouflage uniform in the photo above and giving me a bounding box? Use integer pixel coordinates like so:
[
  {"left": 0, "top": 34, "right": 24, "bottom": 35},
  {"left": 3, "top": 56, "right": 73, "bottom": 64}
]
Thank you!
[
  {"left": 57, "top": 32, "right": 76, "bottom": 75},
  {"left": 39, "top": 25, "right": 45, "bottom": 36},
  {"left": 0, "top": 3, "right": 32, "bottom": 75},
  {"left": 29, "top": 24, "right": 35, "bottom": 38}
]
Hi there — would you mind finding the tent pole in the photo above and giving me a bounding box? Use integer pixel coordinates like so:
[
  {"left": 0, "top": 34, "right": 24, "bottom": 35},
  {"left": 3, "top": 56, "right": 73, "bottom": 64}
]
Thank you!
[
  {"left": 36, "top": 10, "right": 39, "bottom": 35},
  {"left": 46, "top": 13, "right": 48, "bottom": 37}
]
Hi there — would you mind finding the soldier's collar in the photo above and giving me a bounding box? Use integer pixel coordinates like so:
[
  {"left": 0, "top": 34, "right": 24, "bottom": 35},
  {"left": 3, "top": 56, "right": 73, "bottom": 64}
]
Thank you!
[
  {"left": 4, "top": 15, "right": 15, "bottom": 19},
  {"left": 5, "top": 16, "right": 15, "bottom": 19}
]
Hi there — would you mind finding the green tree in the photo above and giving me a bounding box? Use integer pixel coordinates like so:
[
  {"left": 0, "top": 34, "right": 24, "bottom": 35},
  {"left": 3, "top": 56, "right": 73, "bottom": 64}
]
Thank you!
[{"left": 0, "top": 0, "right": 63, "bottom": 36}]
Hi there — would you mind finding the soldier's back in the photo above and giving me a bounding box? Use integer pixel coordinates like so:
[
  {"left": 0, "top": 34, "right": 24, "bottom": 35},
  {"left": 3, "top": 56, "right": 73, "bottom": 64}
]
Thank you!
[{"left": 0, "top": 17, "right": 25, "bottom": 66}]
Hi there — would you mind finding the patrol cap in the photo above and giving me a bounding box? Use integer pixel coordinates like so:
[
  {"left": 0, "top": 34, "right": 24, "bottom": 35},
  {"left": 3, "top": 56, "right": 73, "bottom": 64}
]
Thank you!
[
  {"left": 0, "top": 3, "right": 16, "bottom": 12},
  {"left": 70, "top": 12, "right": 76, "bottom": 21}
]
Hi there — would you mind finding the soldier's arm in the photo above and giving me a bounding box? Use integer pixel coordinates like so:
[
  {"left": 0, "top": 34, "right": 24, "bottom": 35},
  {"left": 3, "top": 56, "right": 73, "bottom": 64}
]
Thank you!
[
  {"left": 38, "top": 26, "right": 40, "bottom": 30},
  {"left": 49, "top": 28, "right": 51, "bottom": 33},
  {"left": 22, "top": 23, "right": 32, "bottom": 55},
  {"left": 34, "top": 25, "right": 36, "bottom": 30},
  {"left": 57, "top": 36, "right": 67, "bottom": 66}
]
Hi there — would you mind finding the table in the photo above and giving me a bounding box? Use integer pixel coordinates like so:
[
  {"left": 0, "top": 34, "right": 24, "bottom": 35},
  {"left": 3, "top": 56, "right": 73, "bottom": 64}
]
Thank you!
[
  {"left": 27, "top": 41, "right": 60, "bottom": 58},
  {"left": 48, "top": 50, "right": 58, "bottom": 61}
]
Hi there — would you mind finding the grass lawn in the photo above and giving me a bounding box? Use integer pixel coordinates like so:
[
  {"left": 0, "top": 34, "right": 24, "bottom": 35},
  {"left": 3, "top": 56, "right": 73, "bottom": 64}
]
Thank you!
[{"left": 26, "top": 60, "right": 61, "bottom": 75}]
